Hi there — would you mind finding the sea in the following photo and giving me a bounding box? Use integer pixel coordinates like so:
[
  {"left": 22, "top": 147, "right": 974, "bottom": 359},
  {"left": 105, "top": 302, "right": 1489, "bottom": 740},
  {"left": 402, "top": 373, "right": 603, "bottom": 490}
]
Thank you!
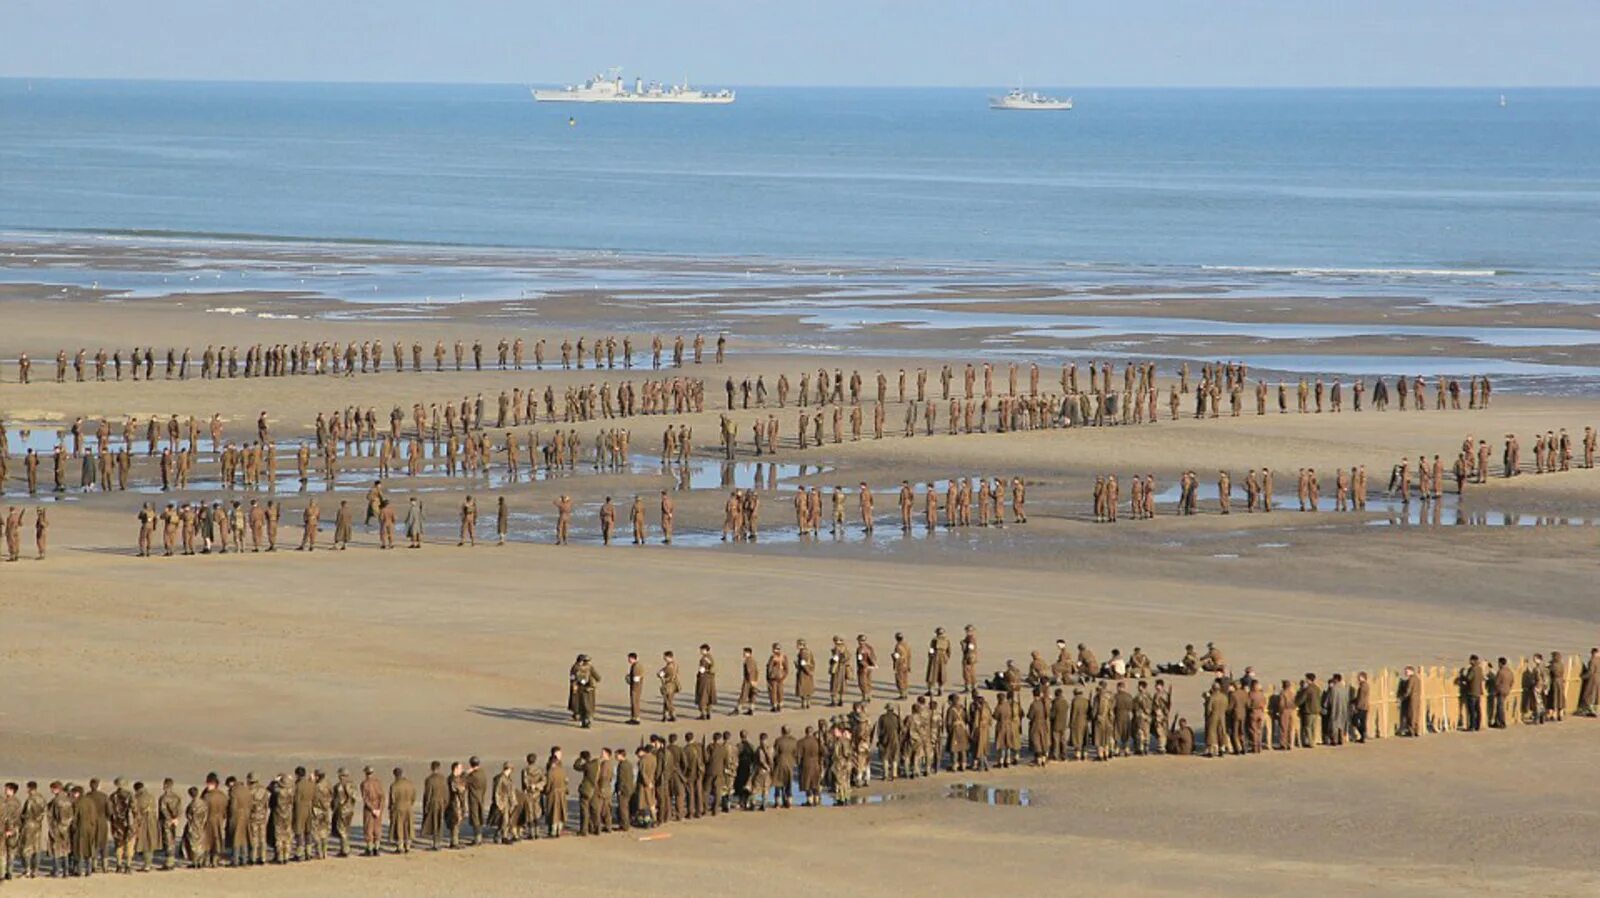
[{"left": 2, "top": 79, "right": 1598, "bottom": 278}]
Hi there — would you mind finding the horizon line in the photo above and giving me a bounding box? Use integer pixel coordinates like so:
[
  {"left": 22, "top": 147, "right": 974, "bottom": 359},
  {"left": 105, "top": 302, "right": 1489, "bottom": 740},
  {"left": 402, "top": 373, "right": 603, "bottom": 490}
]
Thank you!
[{"left": 1, "top": 75, "right": 1591, "bottom": 91}]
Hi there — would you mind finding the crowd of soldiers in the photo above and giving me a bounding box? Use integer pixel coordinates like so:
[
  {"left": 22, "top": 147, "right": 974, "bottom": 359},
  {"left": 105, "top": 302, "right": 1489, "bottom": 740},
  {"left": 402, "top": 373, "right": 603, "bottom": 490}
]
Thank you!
[
  {"left": 0, "top": 355, "right": 1528, "bottom": 502},
  {"left": 4, "top": 639, "right": 1593, "bottom": 879},
  {"left": 105, "top": 403, "right": 1597, "bottom": 554},
  {"left": 0, "top": 333, "right": 726, "bottom": 385},
  {"left": 125, "top": 473, "right": 1034, "bottom": 554},
  {"left": 716, "top": 361, "right": 1496, "bottom": 440}
]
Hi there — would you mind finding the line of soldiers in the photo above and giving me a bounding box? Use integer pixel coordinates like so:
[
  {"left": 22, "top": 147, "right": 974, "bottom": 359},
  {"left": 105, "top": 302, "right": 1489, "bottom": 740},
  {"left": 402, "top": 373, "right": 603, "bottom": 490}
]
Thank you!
[
  {"left": 577, "top": 634, "right": 1218, "bottom": 727},
  {"left": 2, "top": 333, "right": 726, "bottom": 385},
  {"left": 8, "top": 644, "right": 1592, "bottom": 879},
  {"left": 132, "top": 493, "right": 434, "bottom": 556},
  {"left": 128, "top": 473, "right": 1035, "bottom": 555},
  {"left": 0, "top": 375, "right": 1555, "bottom": 505},
  {"left": 1093, "top": 466, "right": 1376, "bottom": 520}
]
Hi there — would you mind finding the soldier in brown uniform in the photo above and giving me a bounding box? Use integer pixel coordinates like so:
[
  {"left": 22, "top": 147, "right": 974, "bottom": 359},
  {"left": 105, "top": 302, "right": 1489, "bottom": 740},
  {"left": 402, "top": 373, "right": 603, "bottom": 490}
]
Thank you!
[
  {"left": 927, "top": 627, "right": 950, "bottom": 695},
  {"left": 794, "top": 639, "right": 816, "bottom": 709},
  {"left": 827, "top": 637, "right": 851, "bottom": 706},
  {"left": 598, "top": 496, "right": 616, "bottom": 546},
  {"left": 388, "top": 768, "right": 415, "bottom": 853},
  {"left": 659, "top": 490, "right": 675, "bottom": 544},
  {"left": 420, "top": 762, "right": 449, "bottom": 850},
  {"left": 735, "top": 647, "right": 760, "bottom": 715},
  {"left": 622, "top": 652, "right": 645, "bottom": 725},
  {"left": 695, "top": 644, "right": 717, "bottom": 719},
  {"left": 658, "top": 651, "right": 681, "bottom": 722},
  {"left": 854, "top": 634, "right": 878, "bottom": 702},
  {"left": 960, "top": 625, "right": 979, "bottom": 694},
  {"left": 298, "top": 498, "right": 320, "bottom": 551},
  {"left": 553, "top": 494, "right": 572, "bottom": 545},
  {"left": 891, "top": 632, "right": 913, "bottom": 699},
  {"left": 629, "top": 496, "right": 647, "bottom": 544},
  {"left": 458, "top": 495, "right": 478, "bottom": 546},
  {"left": 766, "top": 643, "right": 789, "bottom": 712}
]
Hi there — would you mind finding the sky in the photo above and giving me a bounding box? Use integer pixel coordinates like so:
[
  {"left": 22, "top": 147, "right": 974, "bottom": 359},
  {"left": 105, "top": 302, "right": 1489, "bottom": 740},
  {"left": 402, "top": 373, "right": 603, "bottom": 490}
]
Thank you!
[{"left": 4, "top": 0, "right": 1597, "bottom": 87}]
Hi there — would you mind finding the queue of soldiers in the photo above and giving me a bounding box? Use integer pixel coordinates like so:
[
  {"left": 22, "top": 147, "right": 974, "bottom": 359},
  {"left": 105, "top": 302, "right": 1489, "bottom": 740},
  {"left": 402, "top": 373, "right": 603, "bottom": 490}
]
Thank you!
[
  {"left": 1, "top": 333, "right": 727, "bottom": 385},
  {"left": 125, "top": 472, "right": 1033, "bottom": 554},
  {"left": 14, "top": 400, "right": 1588, "bottom": 507},
  {"left": 120, "top": 412, "right": 1600, "bottom": 555},
  {"left": 4, "top": 640, "right": 1593, "bottom": 879},
  {"left": 0, "top": 357, "right": 1531, "bottom": 500}
]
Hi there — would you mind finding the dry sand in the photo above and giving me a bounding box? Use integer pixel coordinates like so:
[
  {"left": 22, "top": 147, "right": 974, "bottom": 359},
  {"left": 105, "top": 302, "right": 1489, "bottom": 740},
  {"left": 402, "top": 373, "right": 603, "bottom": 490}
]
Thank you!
[{"left": 1, "top": 286, "right": 1598, "bottom": 897}]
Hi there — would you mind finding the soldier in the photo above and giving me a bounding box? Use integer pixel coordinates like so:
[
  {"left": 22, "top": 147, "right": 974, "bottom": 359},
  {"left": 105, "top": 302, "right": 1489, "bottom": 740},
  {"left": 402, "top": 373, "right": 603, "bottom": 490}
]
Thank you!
[
  {"left": 223, "top": 774, "right": 250, "bottom": 867},
  {"left": 15, "top": 781, "right": 46, "bottom": 879},
  {"left": 0, "top": 782, "right": 20, "bottom": 878},
  {"left": 658, "top": 650, "right": 681, "bottom": 722},
  {"left": 330, "top": 769, "right": 358, "bottom": 858},
  {"left": 695, "top": 644, "right": 717, "bottom": 720},
  {"left": 629, "top": 495, "right": 647, "bottom": 544},
  {"left": 735, "top": 647, "right": 760, "bottom": 715},
  {"left": 298, "top": 498, "right": 320, "bottom": 551},
  {"left": 182, "top": 784, "right": 208, "bottom": 868},
  {"left": 129, "top": 780, "right": 157, "bottom": 873},
  {"left": 960, "top": 625, "right": 979, "bottom": 694},
  {"left": 553, "top": 494, "right": 572, "bottom": 545},
  {"left": 490, "top": 763, "right": 520, "bottom": 843},
  {"left": 766, "top": 643, "right": 790, "bottom": 712},
  {"left": 794, "top": 639, "right": 816, "bottom": 709},
  {"left": 310, "top": 770, "right": 333, "bottom": 858},
  {"left": 459, "top": 494, "right": 478, "bottom": 546},
  {"left": 420, "top": 762, "right": 448, "bottom": 850},
  {"left": 157, "top": 778, "right": 182, "bottom": 870},
  {"left": 890, "top": 632, "right": 913, "bottom": 699},
  {"left": 331, "top": 499, "right": 353, "bottom": 550},
  {"left": 659, "top": 490, "right": 675, "bottom": 544},
  {"left": 828, "top": 636, "right": 851, "bottom": 706},
  {"left": 598, "top": 496, "right": 616, "bottom": 546},
  {"left": 388, "top": 768, "right": 415, "bottom": 854},
  {"left": 854, "top": 634, "right": 877, "bottom": 702},
  {"left": 359, "top": 767, "right": 384, "bottom": 856},
  {"left": 405, "top": 496, "right": 425, "bottom": 549},
  {"left": 571, "top": 654, "right": 600, "bottom": 728},
  {"left": 927, "top": 627, "right": 951, "bottom": 695},
  {"left": 543, "top": 750, "right": 567, "bottom": 838}
]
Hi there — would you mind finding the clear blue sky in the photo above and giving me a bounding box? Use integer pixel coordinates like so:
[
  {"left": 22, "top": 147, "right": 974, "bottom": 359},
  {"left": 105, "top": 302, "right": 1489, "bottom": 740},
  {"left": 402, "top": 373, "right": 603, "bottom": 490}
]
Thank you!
[{"left": 5, "top": 0, "right": 1597, "bottom": 87}]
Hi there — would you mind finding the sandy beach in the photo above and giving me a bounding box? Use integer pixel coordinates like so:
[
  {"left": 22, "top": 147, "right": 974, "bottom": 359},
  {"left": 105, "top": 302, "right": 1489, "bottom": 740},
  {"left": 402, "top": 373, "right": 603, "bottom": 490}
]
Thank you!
[{"left": 1, "top": 256, "right": 1598, "bottom": 897}]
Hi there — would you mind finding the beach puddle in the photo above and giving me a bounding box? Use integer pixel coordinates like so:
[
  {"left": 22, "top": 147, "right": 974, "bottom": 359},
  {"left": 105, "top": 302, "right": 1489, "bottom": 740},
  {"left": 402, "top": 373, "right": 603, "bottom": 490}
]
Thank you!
[
  {"left": 816, "top": 792, "right": 899, "bottom": 807},
  {"left": 948, "top": 783, "right": 1031, "bottom": 807}
]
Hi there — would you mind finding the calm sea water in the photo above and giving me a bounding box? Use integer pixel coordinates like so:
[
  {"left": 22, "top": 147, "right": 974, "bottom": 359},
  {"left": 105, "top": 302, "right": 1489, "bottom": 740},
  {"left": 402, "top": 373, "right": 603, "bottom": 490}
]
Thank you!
[{"left": 3, "top": 79, "right": 1599, "bottom": 279}]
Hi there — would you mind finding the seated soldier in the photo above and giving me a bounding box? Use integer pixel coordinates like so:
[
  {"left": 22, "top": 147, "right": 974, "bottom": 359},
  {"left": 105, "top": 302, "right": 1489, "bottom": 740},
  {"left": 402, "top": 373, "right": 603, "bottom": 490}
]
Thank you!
[
  {"left": 1167, "top": 717, "right": 1196, "bottom": 755},
  {"left": 1157, "top": 644, "right": 1199, "bottom": 676},
  {"left": 1100, "top": 649, "right": 1127, "bottom": 680},
  {"left": 1128, "top": 646, "right": 1153, "bottom": 678}
]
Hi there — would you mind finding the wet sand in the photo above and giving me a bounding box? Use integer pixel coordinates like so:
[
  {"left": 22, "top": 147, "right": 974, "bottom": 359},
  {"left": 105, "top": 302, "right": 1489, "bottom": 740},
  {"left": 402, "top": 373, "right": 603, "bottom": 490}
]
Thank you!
[{"left": 2, "top": 270, "right": 1599, "bottom": 896}]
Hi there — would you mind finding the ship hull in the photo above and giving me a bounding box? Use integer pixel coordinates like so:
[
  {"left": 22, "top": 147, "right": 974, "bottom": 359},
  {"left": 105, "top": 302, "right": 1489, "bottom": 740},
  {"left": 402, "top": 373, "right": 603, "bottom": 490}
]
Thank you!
[
  {"left": 988, "top": 102, "right": 1073, "bottom": 111},
  {"left": 531, "top": 89, "right": 735, "bottom": 105}
]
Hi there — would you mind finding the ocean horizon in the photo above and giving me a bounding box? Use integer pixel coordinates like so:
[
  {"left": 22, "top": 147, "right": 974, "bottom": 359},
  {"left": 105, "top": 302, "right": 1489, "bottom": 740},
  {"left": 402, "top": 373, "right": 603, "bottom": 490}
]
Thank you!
[{"left": 3, "top": 79, "right": 1598, "bottom": 283}]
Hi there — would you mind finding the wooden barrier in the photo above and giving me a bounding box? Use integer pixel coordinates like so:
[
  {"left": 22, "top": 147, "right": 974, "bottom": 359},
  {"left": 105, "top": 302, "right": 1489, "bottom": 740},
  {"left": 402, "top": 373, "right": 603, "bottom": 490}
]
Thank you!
[{"left": 1349, "top": 656, "right": 1588, "bottom": 740}]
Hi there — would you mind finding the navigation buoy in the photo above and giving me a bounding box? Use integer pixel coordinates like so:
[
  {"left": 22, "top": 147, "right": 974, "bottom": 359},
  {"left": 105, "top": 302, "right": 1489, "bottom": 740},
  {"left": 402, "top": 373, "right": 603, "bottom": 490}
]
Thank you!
[{"left": 568, "top": 116, "right": 577, "bottom": 127}]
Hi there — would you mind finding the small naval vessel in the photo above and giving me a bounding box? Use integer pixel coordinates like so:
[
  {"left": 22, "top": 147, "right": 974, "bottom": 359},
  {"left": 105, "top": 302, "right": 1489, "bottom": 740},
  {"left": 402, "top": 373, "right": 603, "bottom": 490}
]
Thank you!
[
  {"left": 989, "top": 88, "right": 1073, "bottom": 111},
  {"left": 532, "top": 69, "right": 735, "bottom": 105}
]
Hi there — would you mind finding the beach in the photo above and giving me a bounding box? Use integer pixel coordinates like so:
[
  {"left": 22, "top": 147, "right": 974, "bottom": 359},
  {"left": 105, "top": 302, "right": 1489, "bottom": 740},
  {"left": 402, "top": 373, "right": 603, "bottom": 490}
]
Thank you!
[{"left": 2, "top": 244, "right": 1599, "bottom": 895}]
